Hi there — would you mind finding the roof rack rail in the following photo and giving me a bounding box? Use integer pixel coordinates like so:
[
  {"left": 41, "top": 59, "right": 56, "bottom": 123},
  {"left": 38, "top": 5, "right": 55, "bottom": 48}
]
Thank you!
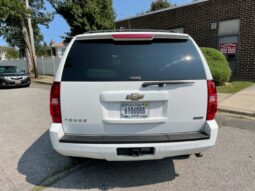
[{"left": 83, "top": 29, "right": 176, "bottom": 34}]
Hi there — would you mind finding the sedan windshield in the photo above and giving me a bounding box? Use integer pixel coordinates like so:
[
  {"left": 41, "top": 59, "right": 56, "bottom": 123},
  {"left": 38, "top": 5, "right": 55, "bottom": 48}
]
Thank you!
[{"left": 0, "top": 66, "right": 23, "bottom": 74}]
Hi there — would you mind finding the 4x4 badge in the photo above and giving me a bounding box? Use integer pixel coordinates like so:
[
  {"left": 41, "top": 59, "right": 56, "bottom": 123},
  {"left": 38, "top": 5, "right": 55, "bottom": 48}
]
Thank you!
[{"left": 126, "top": 93, "right": 144, "bottom": 101}]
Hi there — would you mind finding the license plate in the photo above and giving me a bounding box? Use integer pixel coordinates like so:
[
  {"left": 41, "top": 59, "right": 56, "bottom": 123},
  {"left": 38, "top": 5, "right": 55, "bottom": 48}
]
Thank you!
[
  {"left": 15, "top": 80, "right": 21, "bottom": 84},
  {"left": 120, "top": 103, "right": 149, "bottom": 118}
]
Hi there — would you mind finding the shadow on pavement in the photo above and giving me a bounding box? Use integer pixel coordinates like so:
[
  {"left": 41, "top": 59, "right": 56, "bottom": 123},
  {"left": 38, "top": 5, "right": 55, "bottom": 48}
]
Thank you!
[
  {"left": 18, "top": 131, "right": 177, "bottom": 189},
  {"left": 17, "top": 131, "right": 76, "bottom": 185},
  {"left": 0, "top": 85, "right": 29, "bottom": 90},
  {"left": 54, "top": 158, "right": 176, "bottom": 190}
]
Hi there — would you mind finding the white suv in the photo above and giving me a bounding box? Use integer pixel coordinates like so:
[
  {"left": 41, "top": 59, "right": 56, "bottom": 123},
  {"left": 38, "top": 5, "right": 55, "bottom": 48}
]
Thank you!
[{"left": 49, "top": 31, "right": 218, "bottom": 161}]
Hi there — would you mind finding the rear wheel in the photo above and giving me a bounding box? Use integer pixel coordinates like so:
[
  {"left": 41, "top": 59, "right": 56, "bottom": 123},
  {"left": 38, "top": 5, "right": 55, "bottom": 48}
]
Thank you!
[
  {"left": 24, "top": 83, "right": 30, "bottom": 88},
  {"left": 173, "top": 155, "right": 190, "bottom": 160}
]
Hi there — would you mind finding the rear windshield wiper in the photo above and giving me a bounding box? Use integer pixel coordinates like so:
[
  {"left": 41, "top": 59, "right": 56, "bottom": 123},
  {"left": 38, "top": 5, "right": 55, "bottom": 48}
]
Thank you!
[{"left": 142, "top": 81, "right": 194, "bottom": 88}]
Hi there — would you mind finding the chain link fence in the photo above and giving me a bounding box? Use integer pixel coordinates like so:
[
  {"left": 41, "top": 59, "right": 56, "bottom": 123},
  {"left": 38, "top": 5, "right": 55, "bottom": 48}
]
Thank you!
[{"left": 0, "top": 56, "right": 61, "bottom": 75}]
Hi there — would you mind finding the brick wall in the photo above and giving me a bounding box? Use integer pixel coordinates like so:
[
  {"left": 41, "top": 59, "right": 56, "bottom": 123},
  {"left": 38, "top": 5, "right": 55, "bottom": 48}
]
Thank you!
[{"left": 116, "top": 0, "right": 255, "bottom": 80}]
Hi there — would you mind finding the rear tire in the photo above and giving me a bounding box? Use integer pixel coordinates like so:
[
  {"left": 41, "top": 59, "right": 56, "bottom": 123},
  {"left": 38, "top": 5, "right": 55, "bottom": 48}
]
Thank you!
[
  {"left": 24, "top": 83, "right": 30, "bottom": 88},
  {"left": 195, "top": 153, "right": 203, "bottom": 157},
  {"left": 174, "top": 155, "right": 190, "bottom": 160}
]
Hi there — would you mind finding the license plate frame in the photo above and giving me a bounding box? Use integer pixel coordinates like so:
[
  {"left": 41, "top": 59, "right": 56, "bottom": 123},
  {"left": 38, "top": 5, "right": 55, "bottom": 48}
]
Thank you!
[{"left": 120, "top": 102, "right": 149, "bottom": 118}]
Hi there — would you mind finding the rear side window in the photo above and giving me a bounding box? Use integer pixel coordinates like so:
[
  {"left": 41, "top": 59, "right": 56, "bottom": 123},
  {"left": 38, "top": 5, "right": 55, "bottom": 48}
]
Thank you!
[{"left": 62, "top": 39, "right": 206, "bottom": 81}]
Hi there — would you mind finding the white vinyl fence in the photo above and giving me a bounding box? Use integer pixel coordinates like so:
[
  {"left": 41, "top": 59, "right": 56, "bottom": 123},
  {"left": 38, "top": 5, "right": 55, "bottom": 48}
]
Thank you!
[
  {"left": 0, "top": 56, "right": 61, "bottom": 75},
  {"left": 37, "top": 56, "right": 61, "bottom": 75}
]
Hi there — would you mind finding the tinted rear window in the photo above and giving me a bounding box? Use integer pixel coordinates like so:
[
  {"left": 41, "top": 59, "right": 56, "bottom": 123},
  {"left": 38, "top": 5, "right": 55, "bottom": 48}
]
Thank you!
[{"left": 62, "top": 39, "right": 206, "bottom": 81}]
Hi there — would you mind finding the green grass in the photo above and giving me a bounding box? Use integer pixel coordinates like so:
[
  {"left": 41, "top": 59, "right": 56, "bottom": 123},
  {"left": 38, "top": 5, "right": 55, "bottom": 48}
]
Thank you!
[
  {"left": 217, "top": 81, "right": 254, "bottom": 94},
  {"left": 32, "top": 186, "right": 46, "bottom": 191}
]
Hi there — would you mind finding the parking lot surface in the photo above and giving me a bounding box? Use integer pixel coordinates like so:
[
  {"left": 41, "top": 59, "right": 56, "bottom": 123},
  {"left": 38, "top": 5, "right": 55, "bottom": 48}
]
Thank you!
[{"left": 0, "top": 83, "right": 254, "bottom": 191}]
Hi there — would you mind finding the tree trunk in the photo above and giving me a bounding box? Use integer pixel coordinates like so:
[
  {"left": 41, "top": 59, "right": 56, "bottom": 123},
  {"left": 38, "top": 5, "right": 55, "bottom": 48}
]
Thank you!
[
  {"left": 20, "top": 19, "right": 38, "bottom": 78},
  {"left": 25, "top": 47, "right": 32, "bottom": 72}
]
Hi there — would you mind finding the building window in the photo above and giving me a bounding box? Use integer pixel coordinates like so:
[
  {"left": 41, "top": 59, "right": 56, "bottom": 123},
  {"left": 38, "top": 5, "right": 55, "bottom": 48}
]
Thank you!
[
  {"left": 170, "top": 27, "right": 184, "bottom": 33},
  {"left": 218, "top": 19, "right": 240, "bottom": 36}
]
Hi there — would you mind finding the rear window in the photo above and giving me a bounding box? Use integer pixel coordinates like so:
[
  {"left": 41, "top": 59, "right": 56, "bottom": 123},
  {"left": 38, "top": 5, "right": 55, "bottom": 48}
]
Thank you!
[{"left": 62, "top": 39, "right": 206, "bottom": 81}]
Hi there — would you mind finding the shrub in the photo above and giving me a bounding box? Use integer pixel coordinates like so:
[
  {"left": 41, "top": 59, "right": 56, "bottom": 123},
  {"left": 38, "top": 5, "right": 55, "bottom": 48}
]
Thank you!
[{"left": 200, "top": 47, "right": 231, "bottom": 85}]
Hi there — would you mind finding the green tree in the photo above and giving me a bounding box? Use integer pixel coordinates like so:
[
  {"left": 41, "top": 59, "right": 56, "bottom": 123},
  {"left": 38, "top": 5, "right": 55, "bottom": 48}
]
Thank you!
[
  {"left": 201, "top": 48, "right": 231, "bottom": 85},
  {"left": 5, "top": 47, "right": 20, "bottom": 59},
  {"left": 49, "top": 0, "right": 115, "bottom": 42},
  {"left": 0, "top": 46, "right": 19, "bottom": 59},
  {"left": 150, "top": 0, "right": 171, "bottom": 12},
  {"left": 36, "top": 42, "right": 51, "bottom": 57},
  {"left": 0, "top": 0, "right": 52, "bottom": 77}
]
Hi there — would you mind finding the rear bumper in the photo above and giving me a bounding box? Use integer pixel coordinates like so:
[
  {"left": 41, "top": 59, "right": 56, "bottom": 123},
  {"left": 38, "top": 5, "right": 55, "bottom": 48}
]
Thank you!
[
  {"left": 49, "top": 121, "right": 218, "bottom": 161},
  {"left": 59, "top": 132, "right": 210, "bottom": 144}
]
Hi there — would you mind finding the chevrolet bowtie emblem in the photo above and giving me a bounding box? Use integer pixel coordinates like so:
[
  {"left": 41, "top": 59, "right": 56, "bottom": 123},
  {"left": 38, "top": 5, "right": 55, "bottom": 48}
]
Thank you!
[{"left": 126, "top": 93, "right": 144, "bottom": 101}]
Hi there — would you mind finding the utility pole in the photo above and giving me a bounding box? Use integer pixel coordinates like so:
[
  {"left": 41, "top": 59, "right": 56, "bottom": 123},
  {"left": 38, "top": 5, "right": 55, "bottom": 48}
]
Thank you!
[{"left": 25, "top": 0, "right": 38, "bottom": 78}]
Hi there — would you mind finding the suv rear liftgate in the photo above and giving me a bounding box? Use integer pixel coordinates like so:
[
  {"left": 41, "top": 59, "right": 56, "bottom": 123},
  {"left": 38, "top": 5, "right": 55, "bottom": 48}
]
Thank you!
[{"left": 49, "top": 32, "right": 218, "bottom": 160}]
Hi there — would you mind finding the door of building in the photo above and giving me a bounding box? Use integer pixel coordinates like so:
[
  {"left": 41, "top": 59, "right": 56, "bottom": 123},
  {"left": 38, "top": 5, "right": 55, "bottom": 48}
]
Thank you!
[{"left": 218, "top": 35, "right": 239, "bottom": 78}]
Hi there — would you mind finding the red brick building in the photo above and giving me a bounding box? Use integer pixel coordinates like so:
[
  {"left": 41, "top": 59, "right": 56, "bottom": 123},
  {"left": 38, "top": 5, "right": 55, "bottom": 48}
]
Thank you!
[{"left": 116, "top": 0, "right": 255, "bottom": 80}]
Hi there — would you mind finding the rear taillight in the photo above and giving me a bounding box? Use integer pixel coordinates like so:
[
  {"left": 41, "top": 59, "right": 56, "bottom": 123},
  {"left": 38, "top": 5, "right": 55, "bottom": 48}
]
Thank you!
[
  {"left": 207, "top": 80, "right": 217, "bottom": 120},
  {"left": 50, "top": 82, "right": 62, "bottom": 123}
]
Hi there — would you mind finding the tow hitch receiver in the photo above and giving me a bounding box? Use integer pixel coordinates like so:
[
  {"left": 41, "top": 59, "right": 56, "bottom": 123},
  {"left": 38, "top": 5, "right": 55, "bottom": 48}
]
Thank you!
[{"left": 117, "top": 147, "right": 155, "bottom": 157}]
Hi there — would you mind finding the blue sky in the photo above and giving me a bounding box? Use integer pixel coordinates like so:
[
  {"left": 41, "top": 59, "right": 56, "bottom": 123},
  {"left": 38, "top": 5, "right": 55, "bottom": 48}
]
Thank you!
[{"left": 0, "top": 0, "right": 192, "bottom": 46}]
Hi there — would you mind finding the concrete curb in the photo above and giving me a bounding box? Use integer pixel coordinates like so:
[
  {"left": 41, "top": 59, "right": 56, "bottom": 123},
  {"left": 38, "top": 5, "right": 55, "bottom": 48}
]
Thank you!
[
  {"left": 31, "top": 79, "right": 53, "bottom": 85},
  {"left": 218, "top": 108, "right": 255, "bottom": 117}
]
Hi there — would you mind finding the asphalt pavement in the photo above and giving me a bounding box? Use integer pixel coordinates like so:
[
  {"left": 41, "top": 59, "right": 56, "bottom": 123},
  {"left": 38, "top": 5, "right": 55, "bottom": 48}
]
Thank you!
[{"left": 0, "top": 82, "right": 254, "bottom": 191}]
